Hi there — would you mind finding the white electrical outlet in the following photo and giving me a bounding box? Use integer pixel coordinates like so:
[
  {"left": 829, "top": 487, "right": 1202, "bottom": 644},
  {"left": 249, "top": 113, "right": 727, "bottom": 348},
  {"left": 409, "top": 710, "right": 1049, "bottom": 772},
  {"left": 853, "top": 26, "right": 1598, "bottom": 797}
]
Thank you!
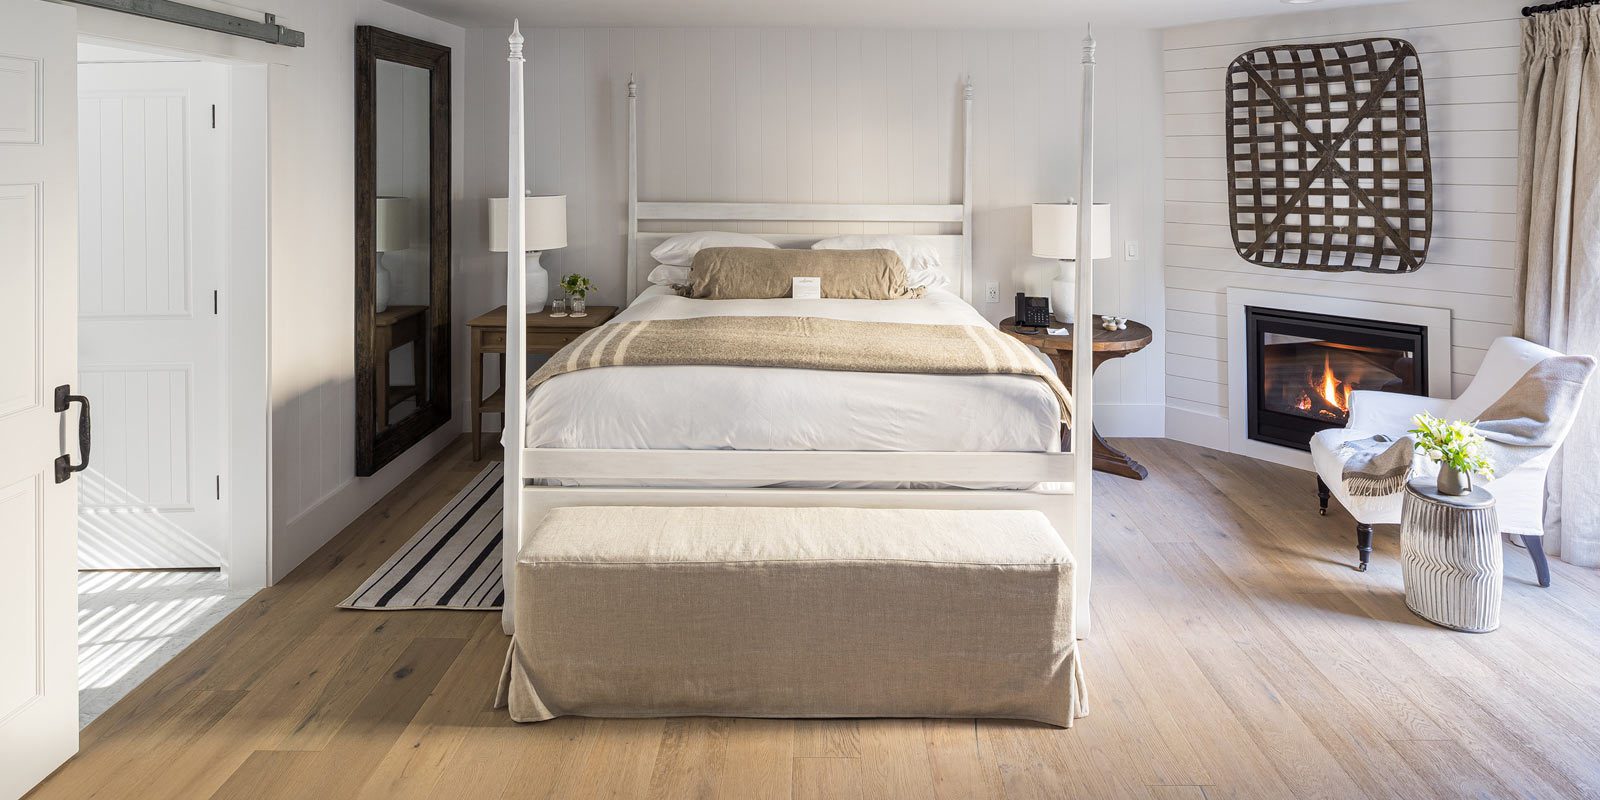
[
  {"left": 984, "top": 282, "right": 1000, "bottom": 303},
  {"left": 1125, "top": 240, "right": 1139, "bottom": 261}
]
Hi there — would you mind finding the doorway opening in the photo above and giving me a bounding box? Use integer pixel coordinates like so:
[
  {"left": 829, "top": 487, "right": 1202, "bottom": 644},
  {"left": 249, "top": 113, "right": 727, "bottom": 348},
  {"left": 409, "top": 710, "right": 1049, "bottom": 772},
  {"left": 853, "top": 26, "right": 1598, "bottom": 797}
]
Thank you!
[{"left": 74, "top": 37, "right": 269, "bottom": 728}]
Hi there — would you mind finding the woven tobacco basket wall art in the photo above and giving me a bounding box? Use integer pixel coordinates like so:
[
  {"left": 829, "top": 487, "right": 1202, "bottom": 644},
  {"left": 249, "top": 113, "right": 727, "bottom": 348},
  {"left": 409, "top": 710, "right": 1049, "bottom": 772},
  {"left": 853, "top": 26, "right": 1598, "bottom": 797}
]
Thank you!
[{"left": 1225, "top": 37, "right": 1432, "bottom": 273}]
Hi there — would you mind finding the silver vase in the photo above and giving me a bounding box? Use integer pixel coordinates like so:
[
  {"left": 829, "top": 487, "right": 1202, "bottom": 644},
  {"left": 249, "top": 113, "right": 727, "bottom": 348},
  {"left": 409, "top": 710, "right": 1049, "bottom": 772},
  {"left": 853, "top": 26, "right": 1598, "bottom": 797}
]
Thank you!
[{"left": 1436, "top": 464, "right": 1472, "bottom": 496}]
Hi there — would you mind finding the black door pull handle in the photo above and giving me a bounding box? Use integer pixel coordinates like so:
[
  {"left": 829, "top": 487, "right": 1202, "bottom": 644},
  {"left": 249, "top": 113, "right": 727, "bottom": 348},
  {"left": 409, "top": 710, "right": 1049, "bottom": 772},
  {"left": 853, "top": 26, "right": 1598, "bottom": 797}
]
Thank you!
[{"left": 54, "top": 384, "right": 91, "bottom": 484}]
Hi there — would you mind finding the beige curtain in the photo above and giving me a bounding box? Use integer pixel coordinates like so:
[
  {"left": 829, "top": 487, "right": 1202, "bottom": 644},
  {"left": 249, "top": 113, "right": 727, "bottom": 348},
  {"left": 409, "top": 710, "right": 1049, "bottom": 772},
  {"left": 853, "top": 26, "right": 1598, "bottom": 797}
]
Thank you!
[{"left": 1517, "top": 8, "right": 1600, "bottom": 567}]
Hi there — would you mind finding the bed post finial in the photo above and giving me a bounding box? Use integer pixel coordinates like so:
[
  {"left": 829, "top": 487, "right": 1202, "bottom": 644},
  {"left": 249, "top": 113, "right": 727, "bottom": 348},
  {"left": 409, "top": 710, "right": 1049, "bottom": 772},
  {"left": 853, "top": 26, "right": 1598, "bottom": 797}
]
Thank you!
[
  {"left": 1081, "top": 25, "right": 1096, "bottom": 65},
  {"left": 628, "top": 73, "right": 637, "bottom": 98},
  {"left": 964, "top": 76, "right": 974, "bottom": 100},
  {"left": 509, "top": 19, "right": 523, "bottom": 59}
]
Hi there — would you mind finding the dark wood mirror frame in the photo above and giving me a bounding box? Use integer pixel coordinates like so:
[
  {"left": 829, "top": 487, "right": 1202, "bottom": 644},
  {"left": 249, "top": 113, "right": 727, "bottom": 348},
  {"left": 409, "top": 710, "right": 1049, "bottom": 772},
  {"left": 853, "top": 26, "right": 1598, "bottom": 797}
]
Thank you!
[{"left": 355, "top": 26, "right": 452, "bottom": 477}]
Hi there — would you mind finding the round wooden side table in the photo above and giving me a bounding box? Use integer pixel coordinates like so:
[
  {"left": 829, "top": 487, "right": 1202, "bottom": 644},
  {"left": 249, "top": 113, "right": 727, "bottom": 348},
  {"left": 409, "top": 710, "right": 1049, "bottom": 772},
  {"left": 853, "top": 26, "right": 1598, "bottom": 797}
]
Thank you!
[
  {"left": 1400, "top": 478, "right": 1502, "bottom": 633},
  {"left": 999, "top": 316, "right": 1154, "bottom": 480}
]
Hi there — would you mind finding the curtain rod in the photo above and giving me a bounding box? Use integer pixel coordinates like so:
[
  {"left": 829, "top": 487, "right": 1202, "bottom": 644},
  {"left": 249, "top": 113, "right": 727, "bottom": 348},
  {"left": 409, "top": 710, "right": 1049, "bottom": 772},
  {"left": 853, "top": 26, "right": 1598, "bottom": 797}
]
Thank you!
[
  {"left": 1522, "top": 0, "right": 1599, "bottom": 16},
  {"left": 60, "top": 0, "right": 305, "bottom": 46}
]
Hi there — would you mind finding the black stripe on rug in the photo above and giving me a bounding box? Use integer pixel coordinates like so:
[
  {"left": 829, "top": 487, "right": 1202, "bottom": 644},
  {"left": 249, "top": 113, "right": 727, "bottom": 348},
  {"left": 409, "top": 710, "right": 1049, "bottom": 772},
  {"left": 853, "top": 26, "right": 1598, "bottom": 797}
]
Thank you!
[{"left": 339, "top": 462, "right": 505, "bottom": 611}]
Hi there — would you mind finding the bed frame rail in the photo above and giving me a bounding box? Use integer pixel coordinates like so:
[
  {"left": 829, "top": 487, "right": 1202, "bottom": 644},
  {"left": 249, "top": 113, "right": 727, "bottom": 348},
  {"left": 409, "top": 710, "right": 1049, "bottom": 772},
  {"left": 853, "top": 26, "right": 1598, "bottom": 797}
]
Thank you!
[{"left": 522, "top": 449, "right": 1076, "bottom": 486}]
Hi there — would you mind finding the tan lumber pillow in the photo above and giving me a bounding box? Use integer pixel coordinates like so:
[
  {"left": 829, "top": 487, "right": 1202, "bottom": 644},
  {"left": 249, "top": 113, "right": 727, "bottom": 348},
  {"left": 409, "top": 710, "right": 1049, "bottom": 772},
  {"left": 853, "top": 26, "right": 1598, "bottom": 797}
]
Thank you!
[{"left": 684, "top": 247, "right": 925, "bottom": 300}]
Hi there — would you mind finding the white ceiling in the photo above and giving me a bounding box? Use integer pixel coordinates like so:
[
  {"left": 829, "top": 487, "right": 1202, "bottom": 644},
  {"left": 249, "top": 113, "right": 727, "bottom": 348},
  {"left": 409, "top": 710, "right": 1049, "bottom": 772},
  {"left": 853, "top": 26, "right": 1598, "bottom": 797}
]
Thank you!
[{"left": 387, "top": 0, "right": 1396, "bottom": 30}]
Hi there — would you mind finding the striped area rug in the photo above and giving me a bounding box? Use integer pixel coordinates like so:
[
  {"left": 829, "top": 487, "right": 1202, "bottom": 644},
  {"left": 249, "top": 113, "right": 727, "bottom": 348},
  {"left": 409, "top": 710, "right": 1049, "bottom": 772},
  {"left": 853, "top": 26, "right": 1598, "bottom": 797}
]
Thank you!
[{"left": 340, "top": 463, "right": 505, "bottom": 610}]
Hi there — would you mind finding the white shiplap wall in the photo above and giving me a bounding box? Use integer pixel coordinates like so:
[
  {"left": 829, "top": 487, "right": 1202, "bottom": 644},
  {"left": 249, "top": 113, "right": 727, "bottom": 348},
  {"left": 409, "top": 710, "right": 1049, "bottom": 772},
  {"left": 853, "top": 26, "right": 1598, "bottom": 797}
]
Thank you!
[
  {"left": 462, "top": 26, "right": 1169, "bottom": 436},
  {"left": 1161, "top": 0, "right": 1523, "bottom": 450}
]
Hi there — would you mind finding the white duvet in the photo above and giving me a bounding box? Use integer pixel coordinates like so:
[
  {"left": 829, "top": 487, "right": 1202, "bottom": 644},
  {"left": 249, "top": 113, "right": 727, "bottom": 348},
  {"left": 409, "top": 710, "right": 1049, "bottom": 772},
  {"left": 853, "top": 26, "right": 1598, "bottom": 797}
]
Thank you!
[{"left": 522, "top": 286, "right": 1062, "bottom": 487}]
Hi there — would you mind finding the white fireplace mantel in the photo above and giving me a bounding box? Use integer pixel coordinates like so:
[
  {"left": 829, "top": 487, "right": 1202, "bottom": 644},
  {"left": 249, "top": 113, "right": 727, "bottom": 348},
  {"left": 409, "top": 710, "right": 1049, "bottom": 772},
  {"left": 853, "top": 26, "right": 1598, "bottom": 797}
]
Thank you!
[{"left": 1225, "top": 288, "right": 1454, "bottom": 470}]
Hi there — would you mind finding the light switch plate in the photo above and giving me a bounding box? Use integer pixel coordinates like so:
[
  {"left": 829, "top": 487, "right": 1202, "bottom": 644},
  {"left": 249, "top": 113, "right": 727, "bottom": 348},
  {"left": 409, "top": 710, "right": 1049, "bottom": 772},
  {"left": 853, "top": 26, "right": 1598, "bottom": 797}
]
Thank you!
[{"left": 1125, "top": 240, "right": 1139, "bottom": 260}]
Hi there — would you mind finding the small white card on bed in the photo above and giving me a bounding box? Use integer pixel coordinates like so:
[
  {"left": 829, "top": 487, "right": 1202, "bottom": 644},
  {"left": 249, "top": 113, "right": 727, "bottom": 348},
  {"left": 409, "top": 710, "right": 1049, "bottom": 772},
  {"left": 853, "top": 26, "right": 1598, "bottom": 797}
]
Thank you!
[{"left": 791, "top": 277, "right": 822, "bottom": 300}]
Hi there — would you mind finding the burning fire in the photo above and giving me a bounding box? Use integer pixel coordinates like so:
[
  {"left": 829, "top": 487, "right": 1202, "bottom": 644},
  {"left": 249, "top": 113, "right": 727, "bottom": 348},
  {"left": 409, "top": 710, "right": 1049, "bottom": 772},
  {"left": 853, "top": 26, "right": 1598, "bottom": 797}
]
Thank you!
[{"left": 1294, "top": 354, "right": 1353, "bottom": 418}]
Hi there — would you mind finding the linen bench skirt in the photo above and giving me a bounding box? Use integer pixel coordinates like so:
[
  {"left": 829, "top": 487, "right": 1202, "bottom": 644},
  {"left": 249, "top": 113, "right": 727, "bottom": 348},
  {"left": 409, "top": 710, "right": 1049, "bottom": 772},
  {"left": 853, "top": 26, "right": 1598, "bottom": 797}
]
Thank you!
[{"left": 495, "top": 506, "right": 1087, "bottom": 727}]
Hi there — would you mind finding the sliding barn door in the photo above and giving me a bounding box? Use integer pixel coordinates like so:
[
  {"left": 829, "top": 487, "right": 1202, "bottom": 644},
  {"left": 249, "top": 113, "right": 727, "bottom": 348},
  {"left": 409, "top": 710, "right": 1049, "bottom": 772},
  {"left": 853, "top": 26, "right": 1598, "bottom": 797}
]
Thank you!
[
  {"left": 76, "top": 60, "right": 229, "bottom": 569},
  {"left": 0, "top": 0, "right": 80, "bottom": 795}
]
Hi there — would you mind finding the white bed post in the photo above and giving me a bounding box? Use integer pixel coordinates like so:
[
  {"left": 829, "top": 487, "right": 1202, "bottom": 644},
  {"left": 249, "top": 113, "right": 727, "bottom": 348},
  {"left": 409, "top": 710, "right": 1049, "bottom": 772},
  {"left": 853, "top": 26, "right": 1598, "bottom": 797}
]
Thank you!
[
  {"left": 502, "top": 20, "right": 528, "bottom": 634},
  {"left": 1072, "top": 27, "right": 1096, "bottom": 623},
  {"left": 961, "top": 77, "right": 974, "bottom": 303},
  {"left": 626, "top": 76, "right": 639, "bottom": 303}
]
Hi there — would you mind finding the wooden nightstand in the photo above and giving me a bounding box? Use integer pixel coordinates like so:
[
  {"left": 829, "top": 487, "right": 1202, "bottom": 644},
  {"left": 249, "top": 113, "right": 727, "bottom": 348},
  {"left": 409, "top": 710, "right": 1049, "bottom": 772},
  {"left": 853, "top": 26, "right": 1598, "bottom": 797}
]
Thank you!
[
  {"left": 999, "top": 315, "right": 1154, "bottom": 480},
  {"left": 466, "top": 305, "right": 619, "bottom": 460}
]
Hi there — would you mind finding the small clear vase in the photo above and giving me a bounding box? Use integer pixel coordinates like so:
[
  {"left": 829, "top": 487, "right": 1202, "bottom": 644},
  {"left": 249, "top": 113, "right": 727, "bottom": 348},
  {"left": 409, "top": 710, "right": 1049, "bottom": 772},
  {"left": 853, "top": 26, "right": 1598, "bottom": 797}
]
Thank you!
[{"left": 570, "top": 296, "right": 587, "bottom": 317}]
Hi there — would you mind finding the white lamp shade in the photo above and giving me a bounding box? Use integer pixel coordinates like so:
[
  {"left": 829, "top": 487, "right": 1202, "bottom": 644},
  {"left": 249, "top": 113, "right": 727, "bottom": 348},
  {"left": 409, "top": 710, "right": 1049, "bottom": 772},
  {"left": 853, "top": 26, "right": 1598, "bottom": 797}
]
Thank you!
[
  {"left": 375, "top": 196, "right": 411, "bottom": 253},
  {"left": 489, "top": 194, "right": 567, "bottom": 252},
  {"left": 1032, "top": 202, "right": 1112, "bottom": 261}
]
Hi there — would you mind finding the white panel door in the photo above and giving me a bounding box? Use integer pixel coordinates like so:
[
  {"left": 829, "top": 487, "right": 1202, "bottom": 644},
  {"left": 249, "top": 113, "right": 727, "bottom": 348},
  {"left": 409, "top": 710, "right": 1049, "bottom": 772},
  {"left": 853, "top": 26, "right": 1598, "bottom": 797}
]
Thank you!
[
  {"left": 0, "top": 1, "right": 79, "bottom": 796},
  {"left": 77, "top": 61, "right": 228, "bottom": 569}
]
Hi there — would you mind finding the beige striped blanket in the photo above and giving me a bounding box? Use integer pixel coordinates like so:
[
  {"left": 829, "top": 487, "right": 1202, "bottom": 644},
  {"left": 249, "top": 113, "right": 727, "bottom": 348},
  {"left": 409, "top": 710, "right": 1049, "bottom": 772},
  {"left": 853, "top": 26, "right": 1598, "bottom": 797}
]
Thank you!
[{"left": 528, "top": 315, "right": 1074, "bottom": 423}]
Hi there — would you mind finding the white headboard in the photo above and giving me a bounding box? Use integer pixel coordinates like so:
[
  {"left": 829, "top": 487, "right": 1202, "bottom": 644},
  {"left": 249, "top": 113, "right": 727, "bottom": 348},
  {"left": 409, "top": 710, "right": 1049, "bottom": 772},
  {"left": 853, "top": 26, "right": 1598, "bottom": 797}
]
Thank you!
[{"left": 624, "top": 77, "right": 976, "bottom": 304}]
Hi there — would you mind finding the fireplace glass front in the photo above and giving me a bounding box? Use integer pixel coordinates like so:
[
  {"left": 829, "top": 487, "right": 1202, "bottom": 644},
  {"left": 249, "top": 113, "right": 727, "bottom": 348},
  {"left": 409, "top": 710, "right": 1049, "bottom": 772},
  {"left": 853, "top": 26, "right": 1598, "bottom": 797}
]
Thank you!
[{"left": 1246, "top": 307, "right": 1428, "bottom": 451}]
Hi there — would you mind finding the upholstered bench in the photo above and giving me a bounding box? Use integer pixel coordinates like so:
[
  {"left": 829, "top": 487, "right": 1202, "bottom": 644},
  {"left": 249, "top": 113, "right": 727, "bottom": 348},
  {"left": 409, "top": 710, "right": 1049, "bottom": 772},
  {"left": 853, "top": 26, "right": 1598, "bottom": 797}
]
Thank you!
[{"left": 495, "top": 506, "right": 1087, "bottom": 727}]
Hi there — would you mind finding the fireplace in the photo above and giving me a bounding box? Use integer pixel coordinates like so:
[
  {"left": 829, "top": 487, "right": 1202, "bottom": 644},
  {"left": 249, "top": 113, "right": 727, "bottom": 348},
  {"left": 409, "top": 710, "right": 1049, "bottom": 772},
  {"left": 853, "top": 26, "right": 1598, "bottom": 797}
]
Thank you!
[{"left": 1246, "top": 307, "right": 1428, "bottom": 451}]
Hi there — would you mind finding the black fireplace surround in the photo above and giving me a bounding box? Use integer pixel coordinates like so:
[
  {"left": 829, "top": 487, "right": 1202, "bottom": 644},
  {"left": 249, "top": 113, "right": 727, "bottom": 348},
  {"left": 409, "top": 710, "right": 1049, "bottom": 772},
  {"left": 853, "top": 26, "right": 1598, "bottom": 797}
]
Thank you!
[{"left": 1246, "top": 306, "right": 1428, "bottom": 451}]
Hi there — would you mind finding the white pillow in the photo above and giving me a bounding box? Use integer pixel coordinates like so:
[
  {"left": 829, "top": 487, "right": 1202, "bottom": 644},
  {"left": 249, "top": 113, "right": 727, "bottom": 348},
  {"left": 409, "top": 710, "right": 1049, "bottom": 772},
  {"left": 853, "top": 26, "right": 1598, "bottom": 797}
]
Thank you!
[
  {"left": 650, "top": 231, "right": 777, "bottom": 267},
  {"left": 646, "top": 263, "right": 692, "bottom": 287},
  {"left": 811, "top": 235, "right": 949, "bottom": 290}
]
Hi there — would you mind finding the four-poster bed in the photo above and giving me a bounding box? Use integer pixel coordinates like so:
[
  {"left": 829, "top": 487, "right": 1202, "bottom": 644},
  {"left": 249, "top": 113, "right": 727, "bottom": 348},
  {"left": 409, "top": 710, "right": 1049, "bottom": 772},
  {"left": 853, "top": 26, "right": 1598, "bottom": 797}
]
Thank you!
[{"left": 500, "top": 21, "right": 1103, "bottom": 636}]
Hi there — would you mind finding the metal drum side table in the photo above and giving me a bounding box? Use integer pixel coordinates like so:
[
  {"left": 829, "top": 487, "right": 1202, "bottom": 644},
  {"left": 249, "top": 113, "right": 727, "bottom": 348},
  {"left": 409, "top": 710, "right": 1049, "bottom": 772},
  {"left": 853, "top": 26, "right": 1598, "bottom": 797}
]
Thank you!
[{"left": 1400, "top": 478, "right": 1501, "bottom": 633}]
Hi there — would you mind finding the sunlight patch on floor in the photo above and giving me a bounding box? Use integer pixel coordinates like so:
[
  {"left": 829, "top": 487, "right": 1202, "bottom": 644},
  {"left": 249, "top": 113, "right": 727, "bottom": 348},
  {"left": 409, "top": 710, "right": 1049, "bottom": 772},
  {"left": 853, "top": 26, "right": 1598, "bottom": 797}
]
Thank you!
[{"left": 77, "top": 570, "right": 254, "bottom": 728}]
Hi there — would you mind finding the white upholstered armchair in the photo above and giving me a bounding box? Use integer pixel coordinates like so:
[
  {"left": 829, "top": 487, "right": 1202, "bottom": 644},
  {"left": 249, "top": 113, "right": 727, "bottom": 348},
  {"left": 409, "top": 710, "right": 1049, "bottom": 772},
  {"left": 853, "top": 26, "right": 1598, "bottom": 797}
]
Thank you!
[{"left": 1310, "top": 337, "right": 1580, "bottom": 585}]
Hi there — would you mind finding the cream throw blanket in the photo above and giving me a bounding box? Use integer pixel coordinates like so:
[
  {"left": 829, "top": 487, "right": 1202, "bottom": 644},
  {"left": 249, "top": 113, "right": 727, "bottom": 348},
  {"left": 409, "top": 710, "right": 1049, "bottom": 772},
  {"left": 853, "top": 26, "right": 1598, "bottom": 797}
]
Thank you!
[{"left": 528, "top": 316, "right": 1074, "bottom": 424}]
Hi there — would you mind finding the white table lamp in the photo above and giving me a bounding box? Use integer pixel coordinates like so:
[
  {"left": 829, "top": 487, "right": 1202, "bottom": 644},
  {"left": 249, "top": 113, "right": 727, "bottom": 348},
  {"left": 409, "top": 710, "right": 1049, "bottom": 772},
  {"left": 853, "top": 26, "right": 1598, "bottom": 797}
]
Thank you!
[
  {"left": 490, "top": 194, "right": 567, "bottom": 311},
  {"left": 1032, "top": 202, "right": 1111, "bottom": 324},
  {"left": 374, "top": 196, "right": 411, "bottom": 313}
]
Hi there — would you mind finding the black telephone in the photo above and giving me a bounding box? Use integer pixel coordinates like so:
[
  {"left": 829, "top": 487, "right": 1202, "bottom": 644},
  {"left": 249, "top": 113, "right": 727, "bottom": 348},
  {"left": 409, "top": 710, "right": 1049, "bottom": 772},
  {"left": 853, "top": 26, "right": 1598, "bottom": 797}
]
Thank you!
[{"left": 1015, "top": 293, "right": 1052, "bottom": 327}]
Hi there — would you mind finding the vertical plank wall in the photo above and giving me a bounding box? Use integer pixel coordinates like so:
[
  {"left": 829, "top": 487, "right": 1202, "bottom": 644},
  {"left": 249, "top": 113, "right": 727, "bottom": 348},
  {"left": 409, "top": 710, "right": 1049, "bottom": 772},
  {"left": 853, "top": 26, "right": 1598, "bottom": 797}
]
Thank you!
[
  {"left": 461, "top": 26, "right": 1169, "bottom": 436},
  {"left": 1161, "top": 0, "right": 1521, "bottom": 449}
]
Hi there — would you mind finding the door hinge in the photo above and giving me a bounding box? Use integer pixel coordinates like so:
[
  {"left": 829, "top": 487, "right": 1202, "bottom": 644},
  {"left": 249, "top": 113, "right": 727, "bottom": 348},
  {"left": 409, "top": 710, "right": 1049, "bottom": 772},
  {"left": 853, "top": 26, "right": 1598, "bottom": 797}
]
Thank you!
[
  {"left": 211, "top": 104, "right": 217, "bottom": 129},
  {"left": 213, "top": 290, "right": 219, "bottom": 315},
  {"left": 216, "top": 475, "right": 221, "bottom": 500}
]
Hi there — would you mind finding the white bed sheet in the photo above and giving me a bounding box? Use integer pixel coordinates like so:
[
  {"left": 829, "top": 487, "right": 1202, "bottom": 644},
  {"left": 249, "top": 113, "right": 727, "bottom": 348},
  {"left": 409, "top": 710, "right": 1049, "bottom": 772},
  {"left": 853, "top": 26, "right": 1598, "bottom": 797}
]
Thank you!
[{"left": 522, "top": 285, "right": 1063, "bottom": 487}]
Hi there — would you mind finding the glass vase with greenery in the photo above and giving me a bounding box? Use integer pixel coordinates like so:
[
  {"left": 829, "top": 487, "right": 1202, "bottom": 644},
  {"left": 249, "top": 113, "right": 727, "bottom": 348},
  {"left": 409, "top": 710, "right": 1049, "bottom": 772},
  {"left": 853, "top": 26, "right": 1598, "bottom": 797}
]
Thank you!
[{"left": 559, "top": 274, "right": 594, "bottom": 317}]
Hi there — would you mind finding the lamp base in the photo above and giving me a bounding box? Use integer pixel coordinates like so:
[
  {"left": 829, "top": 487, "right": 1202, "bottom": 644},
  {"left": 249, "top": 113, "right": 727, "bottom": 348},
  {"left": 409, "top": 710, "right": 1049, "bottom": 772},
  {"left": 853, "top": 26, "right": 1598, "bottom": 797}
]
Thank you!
[
  {"left": 525, "top": 251, "right": 550, "bottom": 312},
  {"left": 375, "top": 254, "right": 391, "bottom": 313},
  {"left": 1050, "top": 275, "right": 1075, "bottom": 325}
]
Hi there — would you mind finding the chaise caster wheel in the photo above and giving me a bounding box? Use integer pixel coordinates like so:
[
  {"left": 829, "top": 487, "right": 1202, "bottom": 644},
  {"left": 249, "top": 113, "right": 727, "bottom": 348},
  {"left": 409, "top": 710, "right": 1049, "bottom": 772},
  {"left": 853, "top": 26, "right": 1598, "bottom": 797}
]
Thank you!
[
  {"left": 1319, "top": 508, "right": 1327, "bottom": 516},
  {"left": 1355, "top": 562, "right": 1368, "bottom": 572}
]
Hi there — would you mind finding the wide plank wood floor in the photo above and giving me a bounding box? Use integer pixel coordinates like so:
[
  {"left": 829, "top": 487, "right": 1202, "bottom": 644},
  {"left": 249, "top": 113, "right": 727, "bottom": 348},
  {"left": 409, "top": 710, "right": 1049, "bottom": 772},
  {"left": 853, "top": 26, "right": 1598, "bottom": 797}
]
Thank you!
[{"left": 29, "top": 436, "right": 1600, "bottom": 799}]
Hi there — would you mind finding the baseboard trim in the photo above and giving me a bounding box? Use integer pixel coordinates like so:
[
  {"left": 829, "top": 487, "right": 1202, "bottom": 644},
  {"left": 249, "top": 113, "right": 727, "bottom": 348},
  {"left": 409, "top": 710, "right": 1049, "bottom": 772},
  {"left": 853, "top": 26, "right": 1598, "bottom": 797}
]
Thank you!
[
  {"left": 273, "top": 423, "right": 460, "bottom": 582},
  {"left": 1166, "top": 405, "right": 1230, "bottom": 452},
  {"left": 1096, "top": 403, "right": 1166, "bottom": 439}
]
